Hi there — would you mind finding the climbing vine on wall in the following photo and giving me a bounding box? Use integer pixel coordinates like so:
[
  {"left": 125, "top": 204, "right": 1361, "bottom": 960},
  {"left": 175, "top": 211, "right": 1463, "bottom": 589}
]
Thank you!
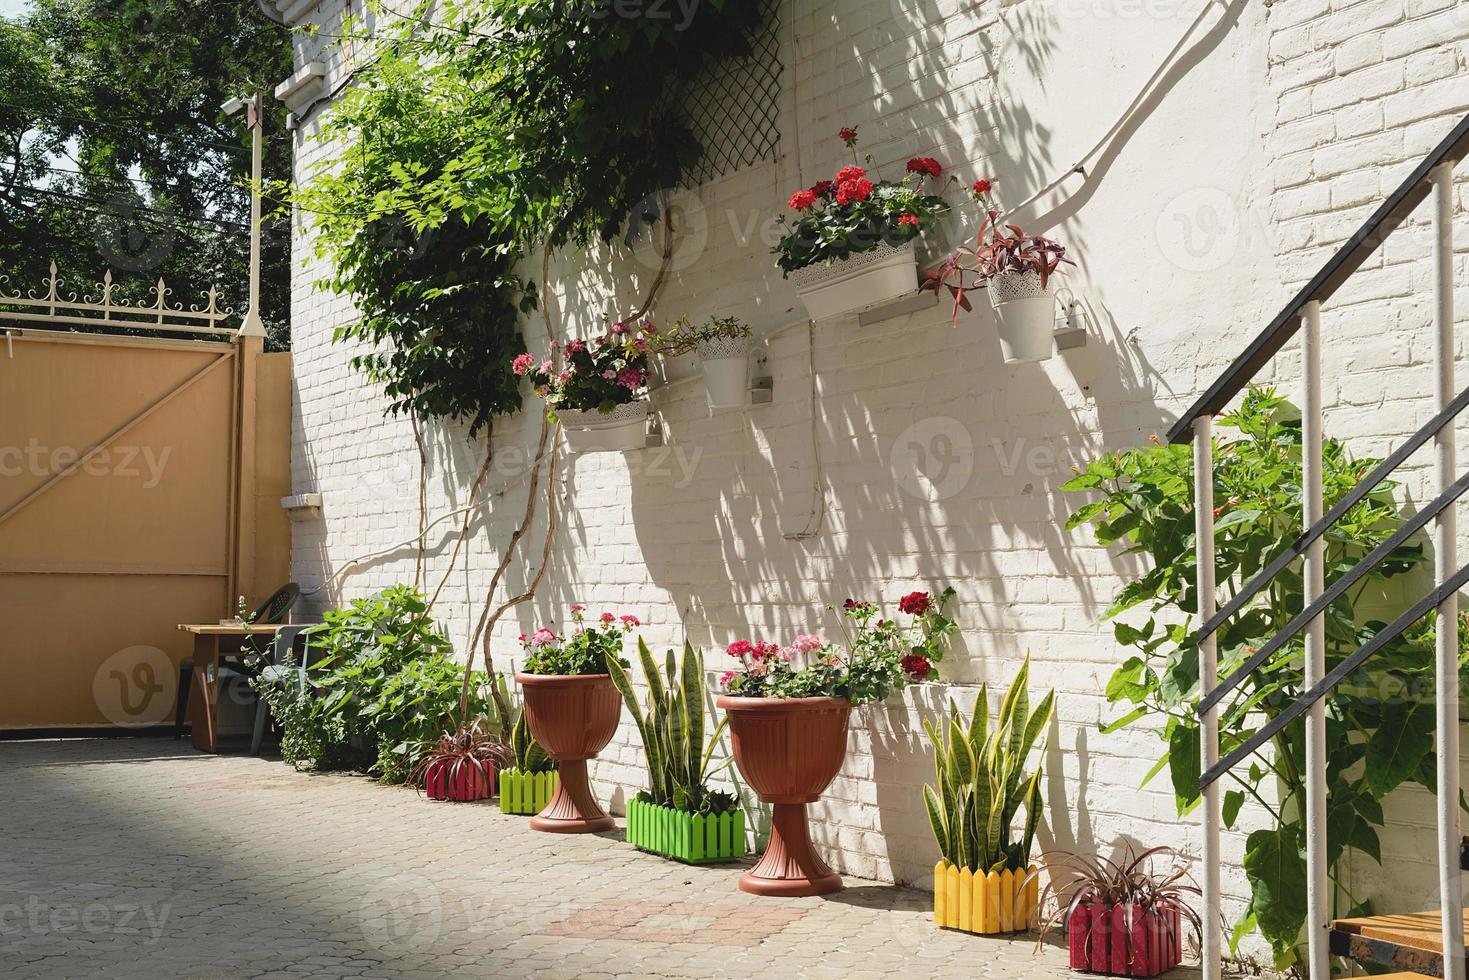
[{"left": 290, "top": 0, "right": 766, "bottom": 432}]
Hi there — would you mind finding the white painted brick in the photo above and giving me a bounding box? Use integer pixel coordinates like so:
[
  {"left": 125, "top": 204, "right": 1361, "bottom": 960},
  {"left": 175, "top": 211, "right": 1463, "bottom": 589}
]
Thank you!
[{"left": 282, "top": 0, "right": 1469, "bottom": 965}]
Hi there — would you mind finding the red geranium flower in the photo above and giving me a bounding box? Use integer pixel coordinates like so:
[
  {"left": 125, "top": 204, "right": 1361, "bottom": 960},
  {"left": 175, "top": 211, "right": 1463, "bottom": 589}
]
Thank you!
[
  {"left": 835, "top": 177, "right": 873, "bottom": 205},
  {"left": 905, "top": 157, "right": 942, "bottom": 177},
  {"left": 972, "top": 177, "right": 994, "bottom": 195},
  {"left": 726, "top": 639, "right": 754, "bottom": 659},
  {"left": 600, "top": 612, "right": 616, "bottom": 624},
  {"left": 788, "top": 189, "right": 817, "bottom": 210},
  {"left": 811, "top": 180, "right": 834, "bottom": 197},
  {"left": 838, "top": 126, "right": 859, "bottom": 145},
  {"left": 901, "top": 653, "right": 933, "bottom": 681},
  {"left": 898, "top": 212, "right": 919, "bottom": 226},
  {"left": 835, "top": 165, "right": 867, "bottom": 184},
  {"left": 898, "top": 591, "right": 931, "bottom": 615}
]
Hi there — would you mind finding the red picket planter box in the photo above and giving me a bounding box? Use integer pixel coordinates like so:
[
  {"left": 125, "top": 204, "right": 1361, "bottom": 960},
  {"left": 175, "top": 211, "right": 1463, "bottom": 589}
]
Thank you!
[
  {"left": 423, "top": 757, "right": 495, "bottom": 802},
  {"left": 1067, "top": 900, "right": 1183, "bottom": 977}
]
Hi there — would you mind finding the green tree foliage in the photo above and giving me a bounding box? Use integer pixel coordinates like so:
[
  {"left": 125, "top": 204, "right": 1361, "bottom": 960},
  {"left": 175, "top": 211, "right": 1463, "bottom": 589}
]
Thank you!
[
  {"left": 0, "top": 0, "right": 291, "bottom": 347},
  {"left": 1064, "top": 387, "right": 1466, "bottom": 970},
  {"left": 292, "top": 0, "right": 764, "bottom": 431}
]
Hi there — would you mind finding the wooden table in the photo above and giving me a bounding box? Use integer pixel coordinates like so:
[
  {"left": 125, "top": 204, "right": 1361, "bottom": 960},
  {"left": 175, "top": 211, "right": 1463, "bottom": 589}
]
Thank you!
[{"left": 178, "top": 624, "right": 282, "bottom": 753}]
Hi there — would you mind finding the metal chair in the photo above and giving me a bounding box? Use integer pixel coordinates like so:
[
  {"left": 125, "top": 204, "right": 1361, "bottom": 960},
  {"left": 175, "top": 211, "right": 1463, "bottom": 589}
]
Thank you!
[
  {"left": 173, "top": 583, "right": 302, "bottom": 739},
  {"left": 249, "top": 623, "right": 323, "bottom": 755}
]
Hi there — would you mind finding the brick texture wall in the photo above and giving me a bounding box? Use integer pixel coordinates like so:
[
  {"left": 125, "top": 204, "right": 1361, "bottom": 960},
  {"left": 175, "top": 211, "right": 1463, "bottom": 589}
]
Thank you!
[{"left": 281, "top": 0, "right": 1469, "bottom": 957}]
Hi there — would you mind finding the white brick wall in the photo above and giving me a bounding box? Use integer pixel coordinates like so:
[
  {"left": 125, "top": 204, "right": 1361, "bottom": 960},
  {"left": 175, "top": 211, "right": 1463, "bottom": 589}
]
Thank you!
[{"left": 282, "top": 0, "right": 1469, "bottom": 959}]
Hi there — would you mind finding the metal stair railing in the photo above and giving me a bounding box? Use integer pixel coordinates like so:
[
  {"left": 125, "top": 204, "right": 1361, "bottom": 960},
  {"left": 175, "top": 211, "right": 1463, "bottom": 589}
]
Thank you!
[{"left": 1168, "top": 111, "right": 1469, "bottom": 980}]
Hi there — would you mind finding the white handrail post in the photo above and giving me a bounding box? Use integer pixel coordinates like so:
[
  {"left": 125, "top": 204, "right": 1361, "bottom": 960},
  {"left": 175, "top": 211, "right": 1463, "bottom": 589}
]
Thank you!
[
  {"left": 1194, "top": 414, "right": 1222, "bottom": 980},
  {"left": 1432, "top": 159, "right": 1464, "bottom": 980},
  {"left": 1302, "top": 299, "right": 1330, "bottom": 979}
]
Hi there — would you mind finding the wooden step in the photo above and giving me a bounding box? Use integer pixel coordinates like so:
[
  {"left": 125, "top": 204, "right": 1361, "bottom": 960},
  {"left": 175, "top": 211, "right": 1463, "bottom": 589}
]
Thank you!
[{"left": 1331, "top": 910, "right": 1469, "bottom": 977}]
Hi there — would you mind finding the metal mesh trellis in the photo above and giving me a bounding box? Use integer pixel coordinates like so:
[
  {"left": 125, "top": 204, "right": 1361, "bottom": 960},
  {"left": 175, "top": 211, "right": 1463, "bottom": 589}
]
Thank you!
[{"left": 677, "top": 4, "right": 783, "bottom": 186}]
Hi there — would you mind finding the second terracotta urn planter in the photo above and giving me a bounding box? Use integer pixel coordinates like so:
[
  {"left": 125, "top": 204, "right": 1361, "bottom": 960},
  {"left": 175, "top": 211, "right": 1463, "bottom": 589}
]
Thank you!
[
  {"left": 515, "top": 672, "right": 622, "bottom": 833},
  {"left": 715, "top": 694, "right": 852, "bottom": 897}
]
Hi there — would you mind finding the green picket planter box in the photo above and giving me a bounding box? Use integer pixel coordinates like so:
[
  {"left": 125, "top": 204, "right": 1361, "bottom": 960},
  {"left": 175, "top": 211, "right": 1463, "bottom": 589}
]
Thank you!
[
  {"left": 626, "top": 796, "right": 746, "bottom": 864},
  {"left": 499, "top": 768, "right": 557, "bottom": 815}
]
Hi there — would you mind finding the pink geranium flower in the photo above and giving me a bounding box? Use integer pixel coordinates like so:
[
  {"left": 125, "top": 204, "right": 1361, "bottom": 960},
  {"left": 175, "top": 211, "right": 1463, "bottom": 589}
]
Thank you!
[{"left": 791, "top": 633, "right": 824, "bottom": 655}]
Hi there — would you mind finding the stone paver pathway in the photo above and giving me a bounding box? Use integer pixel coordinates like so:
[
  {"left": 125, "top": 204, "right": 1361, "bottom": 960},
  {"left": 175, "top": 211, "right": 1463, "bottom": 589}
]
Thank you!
[{"left": 0, "top": 739, "right": 1203, "bottom": 979}]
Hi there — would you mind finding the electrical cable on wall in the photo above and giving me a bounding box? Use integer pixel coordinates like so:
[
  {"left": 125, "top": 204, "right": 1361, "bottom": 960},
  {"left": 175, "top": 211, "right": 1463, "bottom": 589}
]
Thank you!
[{"left": 781, "top": 318, "right": 827, "bottom": 541}]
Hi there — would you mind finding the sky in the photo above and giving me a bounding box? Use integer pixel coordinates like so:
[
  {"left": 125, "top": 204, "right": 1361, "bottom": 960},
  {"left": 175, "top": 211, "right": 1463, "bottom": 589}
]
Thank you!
[{"left": 0, "top": 0, "right": 28, "bottom": 17}]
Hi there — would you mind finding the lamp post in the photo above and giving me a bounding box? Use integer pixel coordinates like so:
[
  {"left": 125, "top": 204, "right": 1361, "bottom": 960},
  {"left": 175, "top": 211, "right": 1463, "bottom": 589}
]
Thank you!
[{"left": 223, "top": 93, "right": 266, "bottom": 340}]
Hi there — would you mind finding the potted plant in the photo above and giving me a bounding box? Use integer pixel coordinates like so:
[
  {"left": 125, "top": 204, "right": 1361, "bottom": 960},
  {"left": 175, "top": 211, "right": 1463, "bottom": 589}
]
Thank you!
[
  {"left": 923, "top": 178, "right": 1073, "bottom": 363},
  {"left": 651, "top": 315, "right": 755, "bottom": 409},
  {"left": 607, "top": 639, "right": 745, "bottom": 863},
  {"left": 774, "top": 126, "right": 951, "bottom": 321},
  {"left": 408, "top": 718, "right": 511, "bottom": 803},
  {"left": 513, "top": 605, "right": 634, "bottom": 832},
  {"left": 1033, "top": 845, "right": 1201, "bottom": 977},
  {"left": 498, "top": 711, "right": 559, "bottom": 815},
  {"left": 514, "top": 321, "right": 652, "bottom": 453},
  {"left": 925, "top": 656, "right": 1053, "bottom": 936},
  {"left": 715, "top": 588, "right": 957, "bottom": 896}
]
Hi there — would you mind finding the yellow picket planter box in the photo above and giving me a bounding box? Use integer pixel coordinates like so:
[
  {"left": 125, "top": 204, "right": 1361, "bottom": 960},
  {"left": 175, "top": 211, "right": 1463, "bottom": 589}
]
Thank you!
[{"left": 932, "top": 860, "right": 1039, "bottom": 935}]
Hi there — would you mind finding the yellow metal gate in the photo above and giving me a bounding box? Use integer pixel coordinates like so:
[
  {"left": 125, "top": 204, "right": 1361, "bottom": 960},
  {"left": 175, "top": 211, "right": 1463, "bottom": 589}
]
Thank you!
[{"left": 0, "top": 318, "right": 290, "bottom": 730}]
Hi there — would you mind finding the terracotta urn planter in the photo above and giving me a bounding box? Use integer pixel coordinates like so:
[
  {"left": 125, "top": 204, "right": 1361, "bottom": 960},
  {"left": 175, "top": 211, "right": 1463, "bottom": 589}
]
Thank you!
[
  {"left": 715, "top": 694, "right": 852, "bottom": 896},
  {"left": 515, "top": 672, "right": 622, "bottom": 833}
]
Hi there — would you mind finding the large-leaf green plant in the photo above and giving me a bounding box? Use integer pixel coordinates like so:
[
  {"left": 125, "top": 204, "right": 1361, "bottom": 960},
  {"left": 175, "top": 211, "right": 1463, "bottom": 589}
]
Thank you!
[
  {"left": 608, "top": 640, "right": 736, "bottom": 815},
  {"left": 1064, "top": 386, "right": 1463, "bottom": 970},
  {"left": 923, "top": 657, "right": 1053, "bottom": 874},
  {"left": 254, "top": 585, "right": 494, "bottom": 782}
]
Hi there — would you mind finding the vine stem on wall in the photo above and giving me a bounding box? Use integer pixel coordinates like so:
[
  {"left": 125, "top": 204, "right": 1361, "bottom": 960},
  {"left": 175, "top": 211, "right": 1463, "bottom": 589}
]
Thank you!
[{"left": 454, "top": 217, "right": 677, "bottom": 736}]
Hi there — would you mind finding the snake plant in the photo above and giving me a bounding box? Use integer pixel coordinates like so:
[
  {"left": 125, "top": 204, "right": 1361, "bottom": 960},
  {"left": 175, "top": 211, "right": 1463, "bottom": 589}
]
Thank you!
[
  {"left": 509, "top": 705, "right": 554, "bottom": 774},
  {"left": 924, "top": 656, "right": 1054, "bottom": 874},
  {"left": 608, "top": 639, "right": 735, "bottom": 814}
]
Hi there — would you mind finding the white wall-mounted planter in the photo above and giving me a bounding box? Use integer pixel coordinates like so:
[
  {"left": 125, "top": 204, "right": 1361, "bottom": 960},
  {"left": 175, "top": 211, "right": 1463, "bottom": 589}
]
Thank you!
[
  {"left": 558, "top": 401, "right": 649, "bottom": 453},
  {"left": 697, "top": 335, "right": 754, "bottom": 409},
  {"left": 790, "top": 242, "right": 918, "bottom": 321},
  {"left": 990, "top": 270, "right": 1058, "bottom": 363}
]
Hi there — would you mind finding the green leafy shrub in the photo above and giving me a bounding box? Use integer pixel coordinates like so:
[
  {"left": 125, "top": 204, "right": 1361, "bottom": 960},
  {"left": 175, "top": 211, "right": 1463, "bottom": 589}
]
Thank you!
[
  {"left": 1063, "top": 387, "right": 1464, "bottom": 968},
  {"left": 255, "top": 585, "right": 494, "bottom": 783},
  {"left": 608, "top": 640, "right": 736, "bottom": 816},
  {"left": 923, "top": 657, "right": 1052, "bottom": 874}
]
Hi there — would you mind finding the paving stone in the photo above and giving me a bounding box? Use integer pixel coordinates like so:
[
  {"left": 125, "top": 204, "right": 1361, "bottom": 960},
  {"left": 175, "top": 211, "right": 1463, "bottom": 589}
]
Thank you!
[{"left": 0, "top": 739, "right": 1211, "bottom": 979}]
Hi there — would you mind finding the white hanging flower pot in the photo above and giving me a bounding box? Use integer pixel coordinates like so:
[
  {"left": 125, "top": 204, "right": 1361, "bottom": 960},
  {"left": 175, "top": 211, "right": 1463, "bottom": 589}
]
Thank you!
[
  {"left": 989, "top": 270, "right": 1058, "bottom": 364},
  {"left": 697, "top": 335, "right": 753, "bottom": 409},
  {"left": 557, "top": 401, "right": 649, "bottom": 453},
  {"left": 790, "top": 242, "right": 917, "bottom": 321}
]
